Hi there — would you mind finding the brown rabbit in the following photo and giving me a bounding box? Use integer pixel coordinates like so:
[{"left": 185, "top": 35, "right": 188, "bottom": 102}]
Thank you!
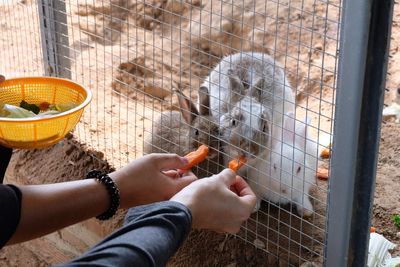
[{"left": 143, "top": 87, "right": 223, "bottom": 178}]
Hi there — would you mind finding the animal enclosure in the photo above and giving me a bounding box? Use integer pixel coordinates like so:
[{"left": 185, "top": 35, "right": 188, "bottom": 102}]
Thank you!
[{"left": 0, "top": 0, "right": 394, "bottom": 266}]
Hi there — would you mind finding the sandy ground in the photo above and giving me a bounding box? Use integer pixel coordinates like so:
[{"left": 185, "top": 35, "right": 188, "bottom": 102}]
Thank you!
[{"left": 0, "top": 0, "right": 399, "bottom": 266}]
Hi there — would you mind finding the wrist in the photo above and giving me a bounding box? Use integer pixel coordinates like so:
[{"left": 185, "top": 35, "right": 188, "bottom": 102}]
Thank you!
[
  {"left": 171, "top": 194, "right": 200, "bottom": 229},
  {"left": 108, "top": 169, "right": 141, "bottom": 209},
  {"left": 86, "top": 170, "right": 120, "bottom": 220}
]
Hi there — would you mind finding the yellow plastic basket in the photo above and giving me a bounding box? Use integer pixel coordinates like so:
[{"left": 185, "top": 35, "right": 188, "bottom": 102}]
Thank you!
[{"left": 0, "top": 77, "right": 92, "bottom": 149}]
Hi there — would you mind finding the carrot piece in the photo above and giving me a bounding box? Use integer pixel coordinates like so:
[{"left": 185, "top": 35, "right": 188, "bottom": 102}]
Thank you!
[
  {"left": 181, "top": 145, "right": 209, "bottom": 170},
  {"left": 317, "top": 168, "right": 329, "bottom": 180},
  {"left": 228, "top": 156, "right": 247, "bottom": 172},
  {"left": 320, "top": 147, "right": 331, "bottom": 159},
  {"left": 370, "top": 226, "right": 376, "bottom": 233},
  {"left": 39, "top": 101, "right": 51, "bottom": 111}
]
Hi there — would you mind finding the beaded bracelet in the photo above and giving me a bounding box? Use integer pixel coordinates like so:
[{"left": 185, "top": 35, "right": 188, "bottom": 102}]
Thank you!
[{"left": 86, "top": 170, "right": 120, "bottom": 220}]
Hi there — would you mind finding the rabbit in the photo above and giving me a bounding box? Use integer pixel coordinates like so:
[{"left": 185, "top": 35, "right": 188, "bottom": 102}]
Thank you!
[
  {"left": 247, "top": 112, "right": 318, "bottom": 217},
  {"left": 143, "top": 87, "right": 222, "bottom": 178},
  {"left": 200, "top": 52, "right": 295, "bottom": 168},
  {"left": 218, "top": 81, "right": 272, "bottom": 176}
]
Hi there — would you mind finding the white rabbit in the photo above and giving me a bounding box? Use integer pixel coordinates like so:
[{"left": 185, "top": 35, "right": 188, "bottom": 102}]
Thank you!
[
  {"left": 248, "top": 113, "right": 318, "bottom": 217},
  {"left": 218, "top": 82, "right": 272, "bottom": 175},
  {"left": 200, "top": 52, "right": 295, "bottom": 167},
  {"left": 144, "top": 88, "right": 222, "bottom": 177}
]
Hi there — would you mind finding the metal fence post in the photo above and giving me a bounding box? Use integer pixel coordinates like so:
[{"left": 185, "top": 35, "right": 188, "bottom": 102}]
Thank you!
[
  {"left": 325, "top": 0, "right": 394, "bottom": 266},
  {"left": 37, "top": 0, "right": 71, "bottom": 78}
]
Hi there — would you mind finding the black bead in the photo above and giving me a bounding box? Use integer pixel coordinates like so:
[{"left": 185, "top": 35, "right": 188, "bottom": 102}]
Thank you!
[{"left": 86, "top": 170, "right": 120, "bottom": 220}]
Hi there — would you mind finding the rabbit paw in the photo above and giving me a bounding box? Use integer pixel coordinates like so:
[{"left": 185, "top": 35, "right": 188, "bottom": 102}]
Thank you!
[
  {"left": 252, "top": 198, "right": 261, "bottom": 213},
  {"left": 296, "top": 198, "right": 314, "bottom": 218}
]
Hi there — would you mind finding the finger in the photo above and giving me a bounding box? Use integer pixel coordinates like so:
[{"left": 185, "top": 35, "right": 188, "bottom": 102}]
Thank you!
[
  {"left": 173, "top": 174, "right": 197, "bottom": 191},
  {"left": 232, "top": 176, "right": 256, "bottom": 197},
  {"left": 151, "top": 153, "right": 189, "bottom": 170},
  {"left": 218, "top": 168, "right": 236, "bottom": 186},
  {"left": 0, "top": 75, "right": 5, "bottom": 83},
  {"left": 233, "top": 176, "right": 257, "bottom": 210},
  {"left": 163, "top": 169, "right": 198, "bottom": 181},
  {"left": 178, "top": 169, "right": 194, "bottom": 177},
  {"left": 163, "top": 170, "right": 181, "bottom": 179}
]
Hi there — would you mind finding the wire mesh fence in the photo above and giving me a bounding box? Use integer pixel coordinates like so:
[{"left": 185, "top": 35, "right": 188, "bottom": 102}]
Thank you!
[{"left": 2, "top": 0, "right": 388, "bottom": 266}]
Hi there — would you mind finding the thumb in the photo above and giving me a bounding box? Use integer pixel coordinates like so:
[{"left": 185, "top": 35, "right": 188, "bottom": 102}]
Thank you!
[
  {"left": 218, "top": 168, "right": 236, "bottom": 187},
  {"left": 152, "top": 153, "right": 189, "bottom": 170}
]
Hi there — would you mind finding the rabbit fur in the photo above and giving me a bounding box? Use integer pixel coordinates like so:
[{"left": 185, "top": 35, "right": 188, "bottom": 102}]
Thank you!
[
  {"left": 144, "top": 88, "right": 222, "bottom": 178},
  {"left": 200, "top": 52, "right": 295, "bottom": 171},
  {"left": 247, "top": 113, "right": 318, "bottom": 217}
]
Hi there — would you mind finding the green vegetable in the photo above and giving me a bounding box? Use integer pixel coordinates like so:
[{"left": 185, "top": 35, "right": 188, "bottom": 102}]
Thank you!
[
  {"left": 50, "top": 102, "right": 77, "bottom": 112},
  {"left": 393, "top": 214, "right": 400, "bottom": 228},
  {"left": 20, "top": 100, "right": 40, "bottom": 114},
  {"left": 0, "top": 100, "right": 77, "bottom": 119},
  {"left": 0, "top": 102, "right": 36, "bottom": 118}
]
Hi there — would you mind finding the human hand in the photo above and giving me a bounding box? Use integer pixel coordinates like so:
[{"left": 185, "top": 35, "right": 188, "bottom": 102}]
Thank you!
[
  {"left": 109, "top": 153, "right": 197, "bottom": 209},
  {"left": 171, "top": 169, "right": 256, "bottom": 234}
]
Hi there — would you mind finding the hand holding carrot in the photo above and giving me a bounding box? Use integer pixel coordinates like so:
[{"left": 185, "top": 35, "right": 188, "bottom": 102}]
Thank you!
[{"left": 171, "top": 168, "right": 256, "bottom": 233}]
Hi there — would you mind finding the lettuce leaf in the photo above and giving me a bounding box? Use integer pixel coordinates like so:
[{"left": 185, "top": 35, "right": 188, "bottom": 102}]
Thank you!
[{"left": 0, "top": 102, "right": 37, "bottom": 118}]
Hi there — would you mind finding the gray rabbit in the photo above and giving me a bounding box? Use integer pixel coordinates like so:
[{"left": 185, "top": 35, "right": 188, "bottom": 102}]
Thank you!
[{"left": 144, "top": 88, "right": 222, "bottom": 178}]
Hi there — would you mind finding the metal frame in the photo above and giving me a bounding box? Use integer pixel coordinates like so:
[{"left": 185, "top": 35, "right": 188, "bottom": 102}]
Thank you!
[
  {"left": 27, "top": 0, "right": 394, "bottom": 264},
  {"left": 38, "top": 0, "right": 71, "bottom": 78},
  {"left": 325, "top": 0, "right": 394, "bottom": 266},
  {"left": 0, "top": 0, "right": 72, "bottom": 183}
]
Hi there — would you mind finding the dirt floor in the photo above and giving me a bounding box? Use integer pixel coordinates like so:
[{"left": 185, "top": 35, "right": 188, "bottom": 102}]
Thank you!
[{"left": 0, "top": 0, "right": 399, "bottom": 266}]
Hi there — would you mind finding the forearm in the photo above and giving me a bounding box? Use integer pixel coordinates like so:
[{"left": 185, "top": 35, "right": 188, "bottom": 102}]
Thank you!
[
  {"left": 59, "top": 201, "right": 192, "bottom": 267},
  {"left": 8, "top": 179, "right": 109, "bottom": 244},
  {"left": 4, "top": 153, "right": 196, "bottom": 246}
]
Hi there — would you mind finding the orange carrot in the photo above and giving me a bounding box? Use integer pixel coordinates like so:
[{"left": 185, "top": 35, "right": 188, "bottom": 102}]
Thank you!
[
  {"left": 228, "top": 156, "right": 247, "bottom": 172},
  {"left": 39, "top": 101, "right": 51, "bottom": 111},
  {"left": 317, "top": 168, "right": 329, "bottom": 180},
  {"left": 370, "top": 226, "right": 376, "bottom": 233},
  {"left": 181, "top": 145, "right": 209, "bottom": 170},
  {"left": 320, "top": 147, "right": 331, "bottom": 159}
]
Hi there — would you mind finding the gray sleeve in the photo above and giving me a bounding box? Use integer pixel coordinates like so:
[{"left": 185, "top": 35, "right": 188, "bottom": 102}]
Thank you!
[{"left": 59, "top": 201, "right": 192, "bottom": 267}]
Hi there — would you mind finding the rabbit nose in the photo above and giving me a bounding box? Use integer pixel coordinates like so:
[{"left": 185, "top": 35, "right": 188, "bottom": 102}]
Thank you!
[
  {"left": 239, "top": 140, "right": 257, "bottom": 152},
  {"left": 238, "top": 140, "right": 258, "bottom": 157}
]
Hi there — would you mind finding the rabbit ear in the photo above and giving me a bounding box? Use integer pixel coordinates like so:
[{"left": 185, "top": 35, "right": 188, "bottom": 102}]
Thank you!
[
  {"left": 282, "top": 112, "right": 295, "bottom": 145},
  {"left": 295, "top": 116, "right": 311, "bottom": 138},
  {"left": 174, "top": 89, "right": 199, "bottom": 124},
  {"left": 302, "top": 116, "right": 311, "bottom": 138},
  {"left": 292, "top": 116, "right": 312, "bottom": 152},
  {"left": 198, "top": 86, "right": 211, "bottom": 116},
  {"left": 227, "top": 69, "right": 244, "bottom": 93},
  {"left": 304, "top": 116, "right": 311, "bottom": 126}
]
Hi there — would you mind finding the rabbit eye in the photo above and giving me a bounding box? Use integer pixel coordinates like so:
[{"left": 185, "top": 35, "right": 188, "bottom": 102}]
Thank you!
[
  {"left": 231, "top": 119, "right": 236, "bottom": 127},
  {"left": 273, "top": 164, "right": 277, "bottom": 170},
  {"left": 194, "top": 129, "right": 199, "bottom": 136},
  {"left": 296, "top": 166, "right": 302, "bottom": 174}
]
